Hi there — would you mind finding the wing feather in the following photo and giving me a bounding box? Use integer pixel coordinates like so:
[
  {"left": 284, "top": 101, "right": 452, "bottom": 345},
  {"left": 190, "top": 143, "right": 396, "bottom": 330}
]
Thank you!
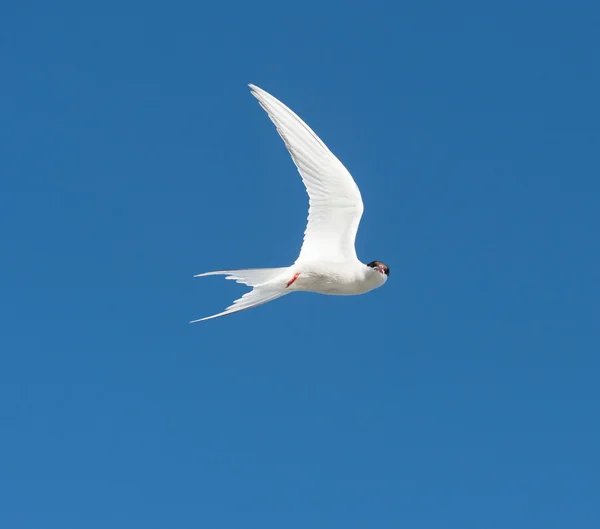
[{"left": 249, "top": 84, "right": 364, "bottom": 263}]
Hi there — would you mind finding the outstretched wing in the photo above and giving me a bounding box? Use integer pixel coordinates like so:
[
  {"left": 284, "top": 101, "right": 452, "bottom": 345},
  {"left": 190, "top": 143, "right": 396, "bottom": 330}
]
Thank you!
[{"left": 249, "top": 84, "right": 364, "bottom": 264}]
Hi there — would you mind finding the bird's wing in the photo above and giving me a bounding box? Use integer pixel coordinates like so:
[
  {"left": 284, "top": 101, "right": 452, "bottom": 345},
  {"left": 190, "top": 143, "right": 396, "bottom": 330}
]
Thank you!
[{"left": 249, "top": 84, "right": 364, "bottom": 264}]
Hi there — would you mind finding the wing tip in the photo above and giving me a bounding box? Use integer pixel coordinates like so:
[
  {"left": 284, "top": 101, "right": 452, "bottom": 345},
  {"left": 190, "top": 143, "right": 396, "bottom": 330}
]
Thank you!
[{"left": 249, "top": 83, "right": 270, "bottom": 102}]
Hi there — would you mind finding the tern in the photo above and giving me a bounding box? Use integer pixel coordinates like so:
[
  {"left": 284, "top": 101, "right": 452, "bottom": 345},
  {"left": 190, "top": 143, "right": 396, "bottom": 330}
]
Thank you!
[{"left": 191, "top": 84, "right": 389, "bottom": 322}]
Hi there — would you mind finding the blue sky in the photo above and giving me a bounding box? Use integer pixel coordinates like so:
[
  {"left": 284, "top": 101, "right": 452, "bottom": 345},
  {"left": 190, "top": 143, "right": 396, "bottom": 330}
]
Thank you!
[{"left": 1, "top": 1, "right": 599, "bottom": 528}]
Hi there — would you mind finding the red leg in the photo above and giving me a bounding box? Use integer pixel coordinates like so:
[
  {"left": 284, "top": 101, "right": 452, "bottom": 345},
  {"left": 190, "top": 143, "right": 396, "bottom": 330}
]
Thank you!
[{"left": 286, "top": 272, "right": 300, "bottom": 288}]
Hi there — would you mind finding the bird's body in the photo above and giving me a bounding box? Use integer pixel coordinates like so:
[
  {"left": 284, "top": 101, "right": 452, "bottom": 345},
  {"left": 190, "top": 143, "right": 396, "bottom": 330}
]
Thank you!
[
  {"left": 191, "top": 84, "right": 389, "bottom": 322},
  {"left": 284, "top": 262, "right": 386, "bottom": 296}
]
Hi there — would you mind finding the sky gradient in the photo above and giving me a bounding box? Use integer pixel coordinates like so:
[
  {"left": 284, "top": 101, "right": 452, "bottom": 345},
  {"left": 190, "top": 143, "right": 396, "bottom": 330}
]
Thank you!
[{"left": 1, "top": 1, "right": 599, "bottom": 528}]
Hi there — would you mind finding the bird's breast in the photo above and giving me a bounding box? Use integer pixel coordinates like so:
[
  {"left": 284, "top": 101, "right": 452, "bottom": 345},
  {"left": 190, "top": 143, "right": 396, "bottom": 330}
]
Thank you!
[{"left": 289, "top": 264, "right": 379, "bottom": 296}]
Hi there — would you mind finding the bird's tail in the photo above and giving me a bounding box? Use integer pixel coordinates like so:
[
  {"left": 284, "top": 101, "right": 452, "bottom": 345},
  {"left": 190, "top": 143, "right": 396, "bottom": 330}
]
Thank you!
[{"left": 191, "top": 267, "right": 290, "bottom": 322}]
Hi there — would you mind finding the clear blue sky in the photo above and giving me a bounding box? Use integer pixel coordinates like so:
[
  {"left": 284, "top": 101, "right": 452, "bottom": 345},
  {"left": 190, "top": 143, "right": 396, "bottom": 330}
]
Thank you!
[{"left": 1, "top": 1, "right": 599, "bottom": 528}]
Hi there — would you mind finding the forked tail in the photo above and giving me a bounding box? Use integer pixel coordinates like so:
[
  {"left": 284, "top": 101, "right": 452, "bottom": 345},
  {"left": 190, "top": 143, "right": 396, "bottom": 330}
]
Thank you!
[{"left": 191, "top": 267, "right": 289, "bottom": 322}]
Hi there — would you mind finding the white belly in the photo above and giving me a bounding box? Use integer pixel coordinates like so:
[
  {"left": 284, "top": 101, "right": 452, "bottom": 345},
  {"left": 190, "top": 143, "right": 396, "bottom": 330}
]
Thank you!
[{"left": 286, "top": 262, "right": 384, "bottom": 296}]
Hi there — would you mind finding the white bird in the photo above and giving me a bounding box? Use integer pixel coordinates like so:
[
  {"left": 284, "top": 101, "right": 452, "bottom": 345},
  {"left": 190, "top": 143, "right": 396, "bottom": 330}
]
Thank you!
[{"left": 191, "top": 84, "right": 389, "bottom": 322}]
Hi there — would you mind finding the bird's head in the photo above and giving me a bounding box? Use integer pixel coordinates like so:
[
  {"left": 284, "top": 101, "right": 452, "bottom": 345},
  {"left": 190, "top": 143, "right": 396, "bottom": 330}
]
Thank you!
[{"left": 367, "top": 261, "right": 390, "bottom": 282}]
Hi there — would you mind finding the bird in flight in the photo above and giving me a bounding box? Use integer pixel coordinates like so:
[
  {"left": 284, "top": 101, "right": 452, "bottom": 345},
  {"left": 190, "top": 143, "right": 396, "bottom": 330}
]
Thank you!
[{"left": 191, "top": 84, "right": 389, "bottom": 322}]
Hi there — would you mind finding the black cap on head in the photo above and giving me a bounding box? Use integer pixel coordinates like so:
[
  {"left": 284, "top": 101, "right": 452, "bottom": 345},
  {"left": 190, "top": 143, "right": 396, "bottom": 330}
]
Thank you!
[{"left": 367, "top": 261, "right": 390, "bottom": 277}]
